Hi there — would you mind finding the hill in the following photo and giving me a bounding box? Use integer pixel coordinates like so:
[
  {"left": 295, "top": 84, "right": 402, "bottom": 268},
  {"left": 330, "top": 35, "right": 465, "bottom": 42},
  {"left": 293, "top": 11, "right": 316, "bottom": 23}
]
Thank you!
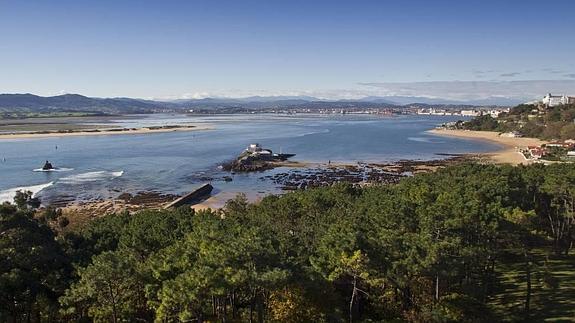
[
  {"left": 0, "top": 94, "right": 170, "bottom": 115},
  {"left": 0, "top": 93, "right": 512, "bottom": 118}
]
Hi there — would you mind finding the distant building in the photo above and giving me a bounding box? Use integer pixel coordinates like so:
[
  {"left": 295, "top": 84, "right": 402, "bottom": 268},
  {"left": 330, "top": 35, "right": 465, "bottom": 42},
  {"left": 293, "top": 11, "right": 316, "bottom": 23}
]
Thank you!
[
  {"left": 461, "top": 110, "right": 480, "bottom": 117},
  {"left": 542, "top": 93, "right": 575, "bottom": 107},
  {"left": 487, "top": 109, "right": 508, "bottom": 118},
  {"left": 546, "top": 141, "right": 575, "bottom": 149},
  {"left": 246, "top": 143, "right": 264, "bottom": 153},
  {"left": 528, "top": 146, "right": 547, "bottom": 159}
]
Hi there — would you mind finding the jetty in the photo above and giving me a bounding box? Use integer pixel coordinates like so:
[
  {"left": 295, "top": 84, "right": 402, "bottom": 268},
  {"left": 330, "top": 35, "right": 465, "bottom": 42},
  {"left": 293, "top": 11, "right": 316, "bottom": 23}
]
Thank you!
[{"left": 164, "top": 183, "right": 213, "bottom": 208}]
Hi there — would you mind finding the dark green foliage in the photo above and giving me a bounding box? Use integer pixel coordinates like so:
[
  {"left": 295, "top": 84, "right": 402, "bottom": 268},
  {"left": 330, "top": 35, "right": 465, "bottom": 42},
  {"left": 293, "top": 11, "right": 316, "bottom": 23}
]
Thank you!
[
  {"left": 60, "top": 250, "right": 145, "bottom": 322},
  {"left": 463, "top": 114, "right": 502, "bottom": 131},
  {"left": 13, "top": 190, "right": 41, "bottom": 211},
  {"left": 0, "top": 203, "right": 71, "bottom": 322}
]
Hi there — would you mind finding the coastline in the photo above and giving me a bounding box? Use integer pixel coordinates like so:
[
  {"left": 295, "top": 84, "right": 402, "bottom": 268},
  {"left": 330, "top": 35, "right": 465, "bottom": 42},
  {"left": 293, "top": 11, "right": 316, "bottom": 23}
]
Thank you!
[
  {"left": 0, "top": 124, "right": 214, "bottom": 140},
  {"left": 14, "top": 126, "right": 549, "bottom": 220},
  {"left": 56, "top": 156, "right": 470, "bottom": 221},
  {"left": 428, "top": 129, "right": 547, "bottom": 165}
]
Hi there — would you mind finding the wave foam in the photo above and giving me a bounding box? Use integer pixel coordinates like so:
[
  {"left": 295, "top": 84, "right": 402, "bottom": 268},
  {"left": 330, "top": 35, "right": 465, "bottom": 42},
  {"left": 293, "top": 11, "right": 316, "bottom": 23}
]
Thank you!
[
  {"left": 0, "top": 182, "right": 54, "bottom": 204},
  {"left": 59, "top": 170, "right": 124, "bottom": 184},
  {"left": 33, "top": 167, "right": 74, "bottom": 172},
  {"left": 407, "top": 137, "right": 434, "bottom": 143}
]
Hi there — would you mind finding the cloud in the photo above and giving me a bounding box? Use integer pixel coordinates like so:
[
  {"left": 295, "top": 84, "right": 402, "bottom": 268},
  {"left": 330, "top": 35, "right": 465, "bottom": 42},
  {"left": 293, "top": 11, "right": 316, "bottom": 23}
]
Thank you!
[
  {"left": 500, "top": 72, "right": 521, "bottom": 77},
  {"left": 542, "top": 68, "right": 564, "bottom": 74},
  {"left": 471, "top": 70, "right": 486, "bottom": 78},
  {"left": 472, "top": 69, "right": 498, "bottom": 74},
  {"left": 356, "top": 80, "right": 575, "bottom": 101},
  {"left": 153, "top": 92, "right": 214, "bottom": 100},
  {"left": 160, "top": 80, "right": 575, "bottom": 102},
  {"left": 181, "top": 92, "right": 213, "bottom": 99},
  {"left": 564, "top": 74, "right": 575, "bottom": 79}
]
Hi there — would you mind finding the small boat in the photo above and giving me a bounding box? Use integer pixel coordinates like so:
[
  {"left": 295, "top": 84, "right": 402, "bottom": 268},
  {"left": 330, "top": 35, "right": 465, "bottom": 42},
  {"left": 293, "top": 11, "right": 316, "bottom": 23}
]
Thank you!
[{"left": 42, "top": 160, "right": 55, "bottom": 171}]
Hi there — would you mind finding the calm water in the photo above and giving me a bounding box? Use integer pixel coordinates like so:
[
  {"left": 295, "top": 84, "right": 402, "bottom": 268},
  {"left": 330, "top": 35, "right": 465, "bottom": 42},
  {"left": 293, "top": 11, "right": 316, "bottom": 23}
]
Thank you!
[{"left": 0, "top": 114, "right": 498, "bottom": 204}]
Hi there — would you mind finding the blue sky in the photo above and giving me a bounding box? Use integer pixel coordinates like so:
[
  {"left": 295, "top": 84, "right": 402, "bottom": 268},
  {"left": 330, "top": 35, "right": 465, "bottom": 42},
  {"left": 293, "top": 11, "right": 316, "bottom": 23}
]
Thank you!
[{"left": 1, "top": 0, "right": 574, "bottom": 100}]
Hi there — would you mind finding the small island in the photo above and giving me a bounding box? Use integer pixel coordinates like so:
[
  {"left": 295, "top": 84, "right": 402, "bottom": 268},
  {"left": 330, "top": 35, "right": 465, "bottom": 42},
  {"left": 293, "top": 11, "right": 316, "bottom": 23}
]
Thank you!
[{"left": 222, "top": 143, "right": 296, "bottom": 172}]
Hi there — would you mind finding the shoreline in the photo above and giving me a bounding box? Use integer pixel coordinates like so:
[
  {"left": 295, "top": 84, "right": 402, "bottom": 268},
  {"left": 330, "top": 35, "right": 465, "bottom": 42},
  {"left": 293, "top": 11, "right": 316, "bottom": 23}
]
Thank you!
[
  {"left": 0, "top": 124, "right": 214, "bottom": 139},
  {"left": 23, "top": 128, "right": 549, "bottom": 220},
  {"left": 428, "top": 129, "right": 547, "bottom": 165},
  {"left": 56, "top": 156, "right": 469, "bottom": 220}
]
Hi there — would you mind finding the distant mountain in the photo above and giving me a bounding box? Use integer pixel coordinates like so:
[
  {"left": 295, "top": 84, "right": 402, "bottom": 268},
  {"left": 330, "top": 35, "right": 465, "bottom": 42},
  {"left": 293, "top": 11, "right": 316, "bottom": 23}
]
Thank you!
[
  {"left": 360, "top": 96, "right": 522, "bottom": 106},
  {"left": 174, "top": 96, "right": 321, "bottom": 105},
  {"left": 0, "top": 93, "right": 169, "bottom": 114},
  {"left": 0, "top": 93, "right": 519, "bottom": 116},
  {"left": 356, "top": 96, "right": 400, "bottom": 105}
]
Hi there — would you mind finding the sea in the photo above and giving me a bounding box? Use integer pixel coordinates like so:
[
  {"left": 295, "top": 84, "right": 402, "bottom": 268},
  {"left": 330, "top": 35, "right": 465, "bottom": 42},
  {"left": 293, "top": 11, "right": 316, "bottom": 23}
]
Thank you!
[{"left": 0, "top": 113, "right": 499, "bottom": 204}]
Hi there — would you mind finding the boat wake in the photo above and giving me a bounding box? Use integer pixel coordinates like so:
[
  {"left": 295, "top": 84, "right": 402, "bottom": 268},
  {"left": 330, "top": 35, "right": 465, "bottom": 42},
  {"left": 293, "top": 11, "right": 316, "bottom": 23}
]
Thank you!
[
  {"left": 58, "top": 171, "right": 124, "bottom": 184},
  {"left": 0, "top": 182, "right": 54, "bottom": 204}
]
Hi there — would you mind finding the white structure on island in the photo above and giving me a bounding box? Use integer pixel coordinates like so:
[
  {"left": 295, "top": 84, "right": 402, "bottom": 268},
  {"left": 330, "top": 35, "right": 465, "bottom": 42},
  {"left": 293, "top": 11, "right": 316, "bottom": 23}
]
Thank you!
[
  {"left": 246, "top": 143, "right": 263, "bottom": 153},
  {"left": 245, "top": 143, "right": 272, "bottom": 157},
  {"left": 542, "top": 93, "right": 575, "bottom": 107}
]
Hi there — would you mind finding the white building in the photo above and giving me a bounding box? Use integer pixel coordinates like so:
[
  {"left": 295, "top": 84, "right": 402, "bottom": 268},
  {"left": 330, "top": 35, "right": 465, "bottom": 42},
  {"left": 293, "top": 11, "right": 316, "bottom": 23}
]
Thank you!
[
  {"left": 487, "top": 108, "right": 509, "bottom": 118},
  {"left": 542, "top": 93, "right": 575, "bottom": 107},
  {"left": 461, "top": 110, "right": 480, "bottom": 117}
]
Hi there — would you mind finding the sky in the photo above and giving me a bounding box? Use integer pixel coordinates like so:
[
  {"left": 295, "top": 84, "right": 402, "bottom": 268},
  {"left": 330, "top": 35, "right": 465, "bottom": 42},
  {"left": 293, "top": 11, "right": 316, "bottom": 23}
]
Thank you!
[{"left": 1, "top": 0, "right": 575, "bottom": 101}]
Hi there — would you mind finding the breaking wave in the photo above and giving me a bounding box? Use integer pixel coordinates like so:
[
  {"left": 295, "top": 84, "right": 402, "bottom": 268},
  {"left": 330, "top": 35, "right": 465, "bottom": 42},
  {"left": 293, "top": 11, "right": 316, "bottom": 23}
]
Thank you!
[
  {"left": 0, "top": 182, "right": 54, "bottom": 204},
  {"left": 58, "top": 171, "right": 124, "bottom": 184},
  {"left": 33, "top": 167, "right": 74, "bottom": 172}
]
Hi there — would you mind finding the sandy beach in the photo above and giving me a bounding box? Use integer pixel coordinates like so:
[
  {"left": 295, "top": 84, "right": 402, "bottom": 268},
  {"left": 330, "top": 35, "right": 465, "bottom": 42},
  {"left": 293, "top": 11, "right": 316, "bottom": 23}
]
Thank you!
[
  {"left": 0, "top": 124, "right": 213, "bottom": 140},
  {"left": 429, "top": 129, "right": 547, "bottom": 165}
]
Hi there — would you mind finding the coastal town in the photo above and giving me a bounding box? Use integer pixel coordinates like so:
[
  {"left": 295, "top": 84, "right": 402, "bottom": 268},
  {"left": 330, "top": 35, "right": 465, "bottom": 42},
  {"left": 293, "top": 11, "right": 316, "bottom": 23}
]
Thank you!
[{"left": 437, "top": 93, "right": 575, "bottom": 164}]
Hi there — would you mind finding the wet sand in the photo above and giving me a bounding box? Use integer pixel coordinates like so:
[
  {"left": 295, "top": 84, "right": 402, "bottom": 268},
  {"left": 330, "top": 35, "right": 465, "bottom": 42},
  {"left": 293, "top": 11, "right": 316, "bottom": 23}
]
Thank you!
[
  {"left": 0, "top": 124, "right": 213, "bottom": 139},
  {"left": 429, "top": 129, "right": 547, "bottom": 165}
]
